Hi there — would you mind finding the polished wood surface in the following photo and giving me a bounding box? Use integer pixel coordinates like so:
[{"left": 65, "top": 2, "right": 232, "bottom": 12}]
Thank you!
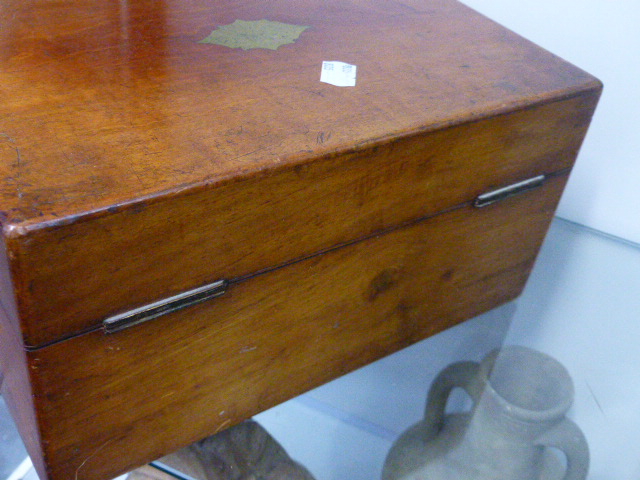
[
  {"left": 29, "top": 176, "right": 567, "bottom": 480},
  {"left": 0, "top": 0, "right": 600, "bottom": 348},
  {"left": 9, "top": 93, "right": 597, "bottom": 348},
  {"left": 0, "top": 1, "right": 601, "bottom": 479},
  {"left": 0, "top": 0, "right": 596, "bottom": 223}
]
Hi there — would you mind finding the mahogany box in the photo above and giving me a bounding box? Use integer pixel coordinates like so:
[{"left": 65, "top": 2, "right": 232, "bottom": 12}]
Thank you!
[{"left": 0, "top": 0, "right": 600, "bottom": 479}]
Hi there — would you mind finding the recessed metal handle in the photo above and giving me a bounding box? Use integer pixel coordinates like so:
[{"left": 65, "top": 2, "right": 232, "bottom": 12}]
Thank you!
[
  {"left": 474, "top": 175, "right": 546, "bottom": 208},
  {"left": 103, "top": 279, "right": 228, "bottom": 334}
]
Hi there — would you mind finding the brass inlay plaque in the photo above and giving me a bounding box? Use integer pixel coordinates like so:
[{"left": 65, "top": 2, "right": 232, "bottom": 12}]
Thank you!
[{"left": 199, "top": 19, "right": 310, "bottom": 51}]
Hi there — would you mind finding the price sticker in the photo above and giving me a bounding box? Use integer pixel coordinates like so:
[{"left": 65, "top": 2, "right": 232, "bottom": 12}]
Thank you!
[{"left": 320, "top": 61, "right": 357, "bottom": 87}]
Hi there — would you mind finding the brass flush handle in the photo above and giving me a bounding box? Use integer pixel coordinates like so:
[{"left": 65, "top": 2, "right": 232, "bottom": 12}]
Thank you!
[
  {"left": 474, "top": 175, "right": 546, "bottom": 208},
  {"left": 103, "top": 280, "right": 228, "bottom": 334}
]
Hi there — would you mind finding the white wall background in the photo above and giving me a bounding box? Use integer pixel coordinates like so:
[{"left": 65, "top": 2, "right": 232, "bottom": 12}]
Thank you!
[{"left": 460, "top": 0, "right": 640, "bottom": 244}]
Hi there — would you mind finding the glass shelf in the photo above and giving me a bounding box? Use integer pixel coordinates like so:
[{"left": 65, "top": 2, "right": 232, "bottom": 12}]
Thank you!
[{"left": 3, "top": 217, "right": 639, "bottom": 480}]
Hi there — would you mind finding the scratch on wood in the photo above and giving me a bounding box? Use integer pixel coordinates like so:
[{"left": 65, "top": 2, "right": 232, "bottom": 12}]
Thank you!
[
  {"left": 129, "top": 167, "right": 146, "bottom": 188},
  {"left": 1, "top": 133, "right": 24, "bottom": 199},
  {"left": 287, "top": 86, "right": 325, "bottom": 98},
  {"left": 74, "top": 438, "right": 116, "bottom": 480},
  {"left": 0, "top": 133, "right": 14, "bottom": 143},
  {"left": 232, "top": 145, "right": 271, "bottom": 161},
  {"left": 316, "top": 131, "right": 332, "bottom": 145},
  {"left": 214, "top": 419, "right": 232, "bottom": 434}
]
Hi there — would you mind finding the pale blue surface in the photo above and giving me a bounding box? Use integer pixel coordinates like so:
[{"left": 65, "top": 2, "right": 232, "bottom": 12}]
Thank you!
[{"left": 0, "top": 397, "right": 27, "bottom": 479}]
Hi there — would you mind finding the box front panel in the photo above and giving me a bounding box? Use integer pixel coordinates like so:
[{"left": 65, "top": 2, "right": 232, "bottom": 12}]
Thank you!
[
  {"left": 11, "top": 92, "right": 599, "bottom": 348},
  {"left": 28, "top": 174, "right": 568, "bottom": 480}
]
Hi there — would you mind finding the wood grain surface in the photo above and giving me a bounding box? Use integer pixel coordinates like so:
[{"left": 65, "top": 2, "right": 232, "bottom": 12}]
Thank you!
[
  {"left": 26, "top": 175, "right": 568, "bottom": 480},
  {"left": 0, "top": 0, "right": 597, "bottom": 224},
  {"left": 0, "top": 0, "right": 600, "bottom": 348},
  {"left": 6, "top": 92, "right": 598, "bottom": 348}
]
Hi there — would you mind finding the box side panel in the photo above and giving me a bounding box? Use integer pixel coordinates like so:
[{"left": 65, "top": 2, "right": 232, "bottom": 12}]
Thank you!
[
  {"left": 12, "top": 91, "right": 600, "bottom": 347},
  {"left": 0, "top": 237, "right": 46, "bottom": 479},
  {"left": 29, "top": 174, "right": 568, "bottom": 480}
]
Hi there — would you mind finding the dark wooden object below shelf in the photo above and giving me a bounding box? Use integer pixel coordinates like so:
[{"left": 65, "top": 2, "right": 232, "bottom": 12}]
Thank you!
[{"left": 127, "top": 421, "right": 315, "bottom": 480}]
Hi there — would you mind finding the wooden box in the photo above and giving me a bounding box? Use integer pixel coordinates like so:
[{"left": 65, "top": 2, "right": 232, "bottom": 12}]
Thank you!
[{"left": 0, "top": 1, "right": 600, "bottom": 479}]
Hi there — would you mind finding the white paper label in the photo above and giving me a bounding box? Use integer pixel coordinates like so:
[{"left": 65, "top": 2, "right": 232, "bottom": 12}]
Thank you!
[{"left": 320, "top": 61, "right": 357, "bottom": 87}]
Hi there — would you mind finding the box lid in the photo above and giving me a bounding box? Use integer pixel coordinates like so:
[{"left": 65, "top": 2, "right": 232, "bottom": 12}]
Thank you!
[{"left": 0, "top": 0, "right": 601, "bottom": 348}]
